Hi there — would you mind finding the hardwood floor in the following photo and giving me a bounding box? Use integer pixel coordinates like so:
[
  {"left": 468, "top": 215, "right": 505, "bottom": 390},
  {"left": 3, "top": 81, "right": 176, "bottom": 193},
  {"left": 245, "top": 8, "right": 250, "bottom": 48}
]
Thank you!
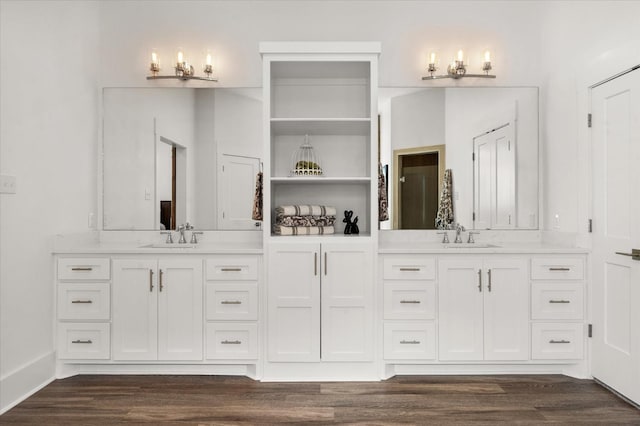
[{"left": 2, "top": 375, "right": 639, "bottom": 425}]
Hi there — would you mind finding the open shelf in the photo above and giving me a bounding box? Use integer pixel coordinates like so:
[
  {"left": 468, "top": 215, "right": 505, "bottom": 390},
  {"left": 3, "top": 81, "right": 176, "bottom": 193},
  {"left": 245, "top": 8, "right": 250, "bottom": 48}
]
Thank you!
[
  {"left": 271, "top": 118, "right": 371, "bottom": 136},
  {"left": 271, "top": 177, "right": 371, "bottom": 184}
]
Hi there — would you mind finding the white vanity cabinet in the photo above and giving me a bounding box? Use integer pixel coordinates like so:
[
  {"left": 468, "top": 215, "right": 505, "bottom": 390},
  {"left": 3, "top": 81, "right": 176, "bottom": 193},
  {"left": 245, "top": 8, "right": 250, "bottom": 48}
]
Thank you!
[
  {"left": 530, "top": 256, "right": 585, "bottom": 360},
  {"left": 56, "top": 258, "right": 111, "bottom": 360},
  {"left": 382, "top": 255, "right": 437, "bottom": 360},
  {"left": 112, "top": 258, "right": 203, "bottom": 361},
  {"left": 205, "top": 256, "right": 260, "bottom": 360},
  {"left": 438, "top": 257, "right": 529, "bottom": 361},
  {"left": 267, "top": 242, "right": 374, "bottom": 362}
]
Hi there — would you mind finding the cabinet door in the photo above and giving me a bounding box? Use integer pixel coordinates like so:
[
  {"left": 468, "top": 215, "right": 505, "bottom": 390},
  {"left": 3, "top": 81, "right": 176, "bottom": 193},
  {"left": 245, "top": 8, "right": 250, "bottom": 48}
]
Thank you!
[
  {"left": 483, "top": 259, "right": 529, "bottom": 361},
  {"left": 438, "top": 258, "right": 484, "bottom": 361},
  {"left": 157, "top": 259, "right": 203, "bottom": 361},
  {"left": 321, "top": 242, "right": 373, "bottom": 361},
  {"left": 113, "top": 259, "right": 158, "bottom": 360},
  {"left": 267, "top": 243, "right": 320, "bottom": 362}
]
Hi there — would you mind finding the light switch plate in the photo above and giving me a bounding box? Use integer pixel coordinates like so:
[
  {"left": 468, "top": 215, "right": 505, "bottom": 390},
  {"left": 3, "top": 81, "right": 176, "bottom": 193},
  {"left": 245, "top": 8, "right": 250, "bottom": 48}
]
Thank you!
[{"left": 0, "top": 175, "right": 16, "bottom": 194}]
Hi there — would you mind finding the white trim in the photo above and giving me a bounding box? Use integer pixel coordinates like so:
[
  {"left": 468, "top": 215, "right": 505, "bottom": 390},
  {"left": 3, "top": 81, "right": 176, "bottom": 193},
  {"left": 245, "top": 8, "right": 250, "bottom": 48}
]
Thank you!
[
  {"left": 259, "top": 41, "right": 381, "bottom": 55},
  {"left": 0, "top": 351, "right": 55, "bottom": 415}
]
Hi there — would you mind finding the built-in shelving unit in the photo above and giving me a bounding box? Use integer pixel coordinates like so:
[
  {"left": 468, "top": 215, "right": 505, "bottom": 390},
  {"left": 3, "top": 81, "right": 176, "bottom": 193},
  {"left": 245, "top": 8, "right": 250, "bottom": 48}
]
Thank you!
[{"left": 261, "top": 42, "right": 380, "bottom": 238}]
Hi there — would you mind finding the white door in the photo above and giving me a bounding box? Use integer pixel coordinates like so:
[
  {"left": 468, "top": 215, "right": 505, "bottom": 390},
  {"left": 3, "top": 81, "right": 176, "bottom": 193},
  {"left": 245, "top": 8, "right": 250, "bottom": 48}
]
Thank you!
[
  {"left": 473, "top": 123, "right": 516, "bottom": 229},
  {"left": 267, "top": 243, "right": 321, "bottom": 362},
  {"left": 218, "top": 154, "right": 261, "bottom": 230},
  {"left": 113, "top": 259, "right": 158, "bottom": 360},
  {"left": 438, "top": 257, "right": 484, "bottom": 360},
  {"left": 157, "top": 259, "right": 203, "bottom": 361},
  {"left": 591, "top": 67, "right": 640, "bottom": 405},
  {"left": 483, "top": 258, "right": 529, "bottom": 361},
  {"left": 321, "top": 242, "right": 373, "bottom": 362}
]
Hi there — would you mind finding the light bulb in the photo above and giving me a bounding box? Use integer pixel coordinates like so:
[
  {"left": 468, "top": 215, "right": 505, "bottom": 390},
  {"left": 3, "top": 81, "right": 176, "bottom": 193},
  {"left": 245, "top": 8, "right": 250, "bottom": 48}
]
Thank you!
[
  {"left": 206, "top": 53, "right": 212, "bottom": 66},
  {"left": 457, "top": 50, "right": 464, "bottom": 62},
  {"left": 429, "top": 52, "right": 436, "bottom": 64},
  {"left": 151, "top": 51, "right": 158, "bottom": 64},
  {"left": 177, "top": 50, "right": 184, "bottom": 63},
  {"left": 484, "top": 50, "right": 491, "bottom": 63}
]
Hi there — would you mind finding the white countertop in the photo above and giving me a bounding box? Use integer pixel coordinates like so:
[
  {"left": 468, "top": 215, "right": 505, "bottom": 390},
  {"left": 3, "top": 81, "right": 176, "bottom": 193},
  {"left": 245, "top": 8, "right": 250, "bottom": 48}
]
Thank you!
[
  {"left": 53, "top": 242, "right": 263, "bottom": 255},
  {"left": 378, "top": 241, "right": 589, "bottom": 254}
]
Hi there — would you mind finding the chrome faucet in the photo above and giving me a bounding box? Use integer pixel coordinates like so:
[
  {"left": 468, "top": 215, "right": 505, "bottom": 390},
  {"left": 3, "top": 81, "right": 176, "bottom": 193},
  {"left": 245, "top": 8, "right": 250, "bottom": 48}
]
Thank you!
[
  {"left": 454, "top": 223, "right": 465, "bottom": 243},
  {"left": 160, "top": 231, "right": 173, "bottom": 244},
  {"left": 178, "top": 224, "right": 187, "bottom": 244},
  {"left": 467, "top": 231, "right": 480, "bottom": 244},
  {"left": 437, "top": 231, "right": 450, "bottom": 244},
  {"left": 190, "top": 230, "right": 203, "bottom": 244}
]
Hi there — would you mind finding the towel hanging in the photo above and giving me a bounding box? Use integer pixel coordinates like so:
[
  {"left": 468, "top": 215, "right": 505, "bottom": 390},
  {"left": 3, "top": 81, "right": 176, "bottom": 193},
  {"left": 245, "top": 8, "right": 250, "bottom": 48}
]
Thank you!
[
  {"left": 435, "top": 168, "right": 454, "bottom": 229},
  {"left": 378, "top": 164, "right": 389, "bottom": 221},
  {"left": 251, "top": 171, "right": 263, "bottom": 221}
]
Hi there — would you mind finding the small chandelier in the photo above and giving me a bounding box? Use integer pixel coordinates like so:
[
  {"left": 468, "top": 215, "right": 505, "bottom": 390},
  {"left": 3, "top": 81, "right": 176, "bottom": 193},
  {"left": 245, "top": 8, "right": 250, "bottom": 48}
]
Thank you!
[
  {"left": 147, "top": 49, "right": 218, "bottom": 82},
  {"left": 423, "top": 50, "right": 495, "bottom": 80}
]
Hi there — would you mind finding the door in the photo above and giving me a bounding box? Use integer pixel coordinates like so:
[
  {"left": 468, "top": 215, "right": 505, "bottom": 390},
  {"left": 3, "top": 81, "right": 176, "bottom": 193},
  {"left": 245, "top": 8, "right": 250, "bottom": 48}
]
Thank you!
[
  {"left": 321, "top": 243, "right": 373, "bottom": 361},
  {"left": 483, "top": 258, "right": 529, "bottom": 361},
  {"left": 473, "top": 123, "right": 516, "bottom": 229},
  {"left": 218, "top": 154, "right": 261, "bottom": 230},
  {"left": 591, "top": 67, "right": 640, "bottom": 404},
  {"left": 267, "top": 243, "right": 321, "bottom": 362},
  {"left": 113, "top": 259, "right": 158, "bottom": 360},
  {"left": 157, "top": 259, "right": 203, "bottom": 360},
  {"left": 438, "top": 257, "right": 484, "bottom": 360}
]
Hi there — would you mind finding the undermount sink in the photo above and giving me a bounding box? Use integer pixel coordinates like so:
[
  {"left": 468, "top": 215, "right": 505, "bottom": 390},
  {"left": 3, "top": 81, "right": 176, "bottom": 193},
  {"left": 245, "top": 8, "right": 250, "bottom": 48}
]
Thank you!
[
  {"left": 442, "top": 243, "right": 499, "bottom": 249},
  {"left": 141, "top": 243, "right": 197, "bottom": 249}
]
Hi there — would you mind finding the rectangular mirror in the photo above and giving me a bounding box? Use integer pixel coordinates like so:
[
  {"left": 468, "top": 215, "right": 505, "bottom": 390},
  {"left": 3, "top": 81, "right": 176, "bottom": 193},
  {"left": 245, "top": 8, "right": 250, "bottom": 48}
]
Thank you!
[
  {"left": 103, "top": 87, "right": 262, "bottom": 231},
  {"left": 379, "top": 87, "right": 538, "bottom": 230}
]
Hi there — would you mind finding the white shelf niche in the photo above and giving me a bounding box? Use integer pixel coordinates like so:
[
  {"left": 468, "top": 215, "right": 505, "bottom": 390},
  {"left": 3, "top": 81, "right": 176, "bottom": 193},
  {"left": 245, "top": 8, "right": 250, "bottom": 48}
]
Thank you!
[
  {"left": 271, "top": 181, "right": 371, "bottom": 236},
  {"left": 270, "top": 61, "right": 371, "bottom": 119}
]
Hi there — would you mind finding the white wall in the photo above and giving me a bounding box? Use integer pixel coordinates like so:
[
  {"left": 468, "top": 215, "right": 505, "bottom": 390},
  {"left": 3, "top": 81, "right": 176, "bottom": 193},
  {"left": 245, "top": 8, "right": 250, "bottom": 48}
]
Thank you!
[
  {"left": 0, "top": 0, "right": 100, "bottom": 412},
  {"left": 539, "top": 1, "right": 640, "bottom": 236}
]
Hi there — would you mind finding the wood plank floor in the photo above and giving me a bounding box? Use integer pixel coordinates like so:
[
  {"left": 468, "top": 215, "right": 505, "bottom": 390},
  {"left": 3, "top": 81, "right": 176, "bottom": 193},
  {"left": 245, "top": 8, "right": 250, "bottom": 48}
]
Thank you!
[{"left": 2, "top": 375, "right": 639, "bottom": 425}]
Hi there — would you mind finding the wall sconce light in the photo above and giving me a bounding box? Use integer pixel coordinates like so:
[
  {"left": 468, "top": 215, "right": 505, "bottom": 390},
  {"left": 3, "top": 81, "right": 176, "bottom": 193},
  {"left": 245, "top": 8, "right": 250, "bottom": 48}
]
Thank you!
[
  {"left": 422, "top": 49, "right": 496, "bottom": 80},
  {"left": 147, "top": 48, "right": 218, "bottom": 82}
]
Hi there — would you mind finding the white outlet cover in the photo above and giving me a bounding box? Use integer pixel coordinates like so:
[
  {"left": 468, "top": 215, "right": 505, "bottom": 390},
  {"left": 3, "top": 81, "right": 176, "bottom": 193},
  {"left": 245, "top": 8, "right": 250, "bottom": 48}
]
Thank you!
[{"left": 0, "top": 175, "right": 16, "bottom": 194}]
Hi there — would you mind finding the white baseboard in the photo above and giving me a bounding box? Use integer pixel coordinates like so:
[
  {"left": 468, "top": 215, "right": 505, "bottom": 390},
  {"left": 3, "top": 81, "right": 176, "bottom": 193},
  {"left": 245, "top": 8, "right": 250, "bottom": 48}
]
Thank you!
[{"left": 0, "top": 351, "right": 55, "bottom": 415}]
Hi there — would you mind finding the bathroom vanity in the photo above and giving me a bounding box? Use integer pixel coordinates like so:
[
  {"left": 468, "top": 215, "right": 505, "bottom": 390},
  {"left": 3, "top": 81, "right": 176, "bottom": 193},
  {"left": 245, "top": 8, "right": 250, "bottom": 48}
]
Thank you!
[{"left": 53, "top": 42, "right": 590, "bottom": 382}]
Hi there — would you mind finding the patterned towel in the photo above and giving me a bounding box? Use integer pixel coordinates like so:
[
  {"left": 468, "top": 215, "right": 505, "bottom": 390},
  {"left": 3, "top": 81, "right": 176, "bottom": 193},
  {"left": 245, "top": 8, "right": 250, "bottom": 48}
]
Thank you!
[
  {"left": 275, "top": 205, "right": 337, "bottom": 217},
  {"left": 273, "top": 225, "right": 335, "bottom": 236},
  {"left": 276, "top": 215, "right": 336, "bottom": 227}
]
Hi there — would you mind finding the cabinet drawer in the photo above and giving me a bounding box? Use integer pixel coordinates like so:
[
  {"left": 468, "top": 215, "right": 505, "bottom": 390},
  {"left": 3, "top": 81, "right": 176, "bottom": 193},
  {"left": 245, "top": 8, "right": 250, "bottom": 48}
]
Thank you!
[
  {"left": 531, "top": 323, "right": 584, "bottom": 360},
  {"left": 531, "top": 258, "right": 584, "bottom": 280},
  {"left": 57, "top": 323, "right": 110, "bottom": 360},
  {"left": 206, "top": 256, "right": 258, "bottom": 281},
  {"left": 383, "top": 282, "right": 435, "bottom": 320},
  {"left": 57, "top": 283, "right": 110, "bottom": 320},
  {"left": 58, "top": 258, "right": 110, "bottom": 281},
  {"left": 206, "top": 283, "right": 258, "bottom": 320},
  {"left": 531, "top": 283, "right": 584, "bottom": 320},
  {"left": 383, "top": 256, "right": 436, "bottom": 280},
  {"left": 206, "top": 322, "right": 258, "bottom": 360},
  {"left": 383, "top": 322, "right": 436, "bottom": 360}
]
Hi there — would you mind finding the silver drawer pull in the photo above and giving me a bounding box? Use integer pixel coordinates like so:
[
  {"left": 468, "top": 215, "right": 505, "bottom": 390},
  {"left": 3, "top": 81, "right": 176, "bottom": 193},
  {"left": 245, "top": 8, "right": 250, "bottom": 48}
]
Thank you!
[
  {"left": 221, "top": 300, "right": 242, "bottom": 305},
  {"left": 549, "top": 300, "right": 570, "bottom": 304},
  {"left": 221, "top": 268, "right": 242, "bottom": 272},
  {"left": 71, "top": 339, "right": 93, "bottom": 344},
  {"left": 221, "top": 340, "right": 241, "bottom": 345},
  {"left": 71, "top": 267, "right": 93, "bottom": 271},
  {"left": 399, "top": 267, "right": 420, "bottom": 272},
  {"left": 400, "top": 340, "right": 420, "bottom": 345},
  {"left": 71, "top": 300, "right": 93, "bottom": 304},
  {"left": 400, "top": 300, "right": 421, "bottom": 304},
  {"left": 549, "top": 339, "right": 571, "bottom": 344},
  {"left": 549, "top": 267, "right": 571, "bottom": 271}
]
